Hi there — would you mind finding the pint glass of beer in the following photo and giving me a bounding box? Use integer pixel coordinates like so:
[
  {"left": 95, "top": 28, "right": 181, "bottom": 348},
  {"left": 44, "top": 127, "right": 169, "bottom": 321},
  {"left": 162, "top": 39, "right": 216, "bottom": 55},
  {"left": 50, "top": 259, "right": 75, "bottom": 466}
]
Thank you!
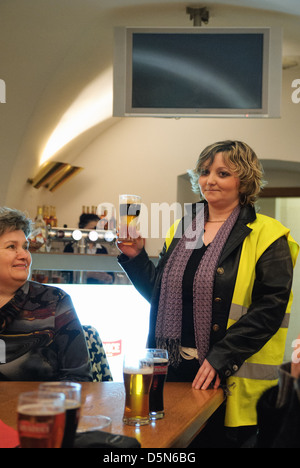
[
  {"left": 147, "top": 349, "right": 169, "bottom": 419},
  {"left": 39, "top": 382, "right": 81, "bottom": 448},
  {"left": 17, "top": 391, "right": 66, "bottom": 448},
  {"left": 123, "top": 351, "right": 153, "bottom": 426},
  {"left": 119, "top": 194, "right": 141, "bottom": 245}
]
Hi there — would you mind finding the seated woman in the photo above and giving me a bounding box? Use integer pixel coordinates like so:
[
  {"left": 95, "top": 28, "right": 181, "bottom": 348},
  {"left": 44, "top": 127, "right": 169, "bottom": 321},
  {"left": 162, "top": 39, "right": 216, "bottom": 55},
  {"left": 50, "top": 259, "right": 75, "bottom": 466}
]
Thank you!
[{"left": 0, "top": 206, "right": 92, "bottom": 381}]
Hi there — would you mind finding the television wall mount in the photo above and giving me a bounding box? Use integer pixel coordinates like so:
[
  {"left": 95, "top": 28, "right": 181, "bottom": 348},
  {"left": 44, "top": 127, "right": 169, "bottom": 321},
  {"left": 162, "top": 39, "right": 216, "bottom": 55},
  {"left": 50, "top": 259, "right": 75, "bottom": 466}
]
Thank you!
[{"left": 186, "top": 6, "right": 209, "bottom": 26}]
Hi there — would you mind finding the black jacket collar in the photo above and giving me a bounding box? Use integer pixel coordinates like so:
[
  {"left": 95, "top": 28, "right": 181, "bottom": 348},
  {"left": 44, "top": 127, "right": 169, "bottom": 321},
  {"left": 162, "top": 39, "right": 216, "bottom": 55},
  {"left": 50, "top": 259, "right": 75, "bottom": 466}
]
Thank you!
[
  {"left": 219, "top": 203, "right": 256, "bottom": 263},
  {"left": 181, "top": 201, "right": 256, "bottom": 264}
]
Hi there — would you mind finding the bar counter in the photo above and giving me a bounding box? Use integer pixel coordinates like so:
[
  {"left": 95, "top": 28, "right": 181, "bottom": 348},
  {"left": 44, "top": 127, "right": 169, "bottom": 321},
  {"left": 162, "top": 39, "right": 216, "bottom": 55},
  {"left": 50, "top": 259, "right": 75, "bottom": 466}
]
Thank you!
[{"left": 0, "top": 381, "right": 224, "bottom": 448}]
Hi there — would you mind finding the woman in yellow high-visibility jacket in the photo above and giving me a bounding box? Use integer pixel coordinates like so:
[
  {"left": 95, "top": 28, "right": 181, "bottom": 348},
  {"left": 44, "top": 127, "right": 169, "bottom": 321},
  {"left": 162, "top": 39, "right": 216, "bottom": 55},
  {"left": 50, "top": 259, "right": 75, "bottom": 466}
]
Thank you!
[{"left": 117, "top": 140, "right": 299, "bottom": 447}]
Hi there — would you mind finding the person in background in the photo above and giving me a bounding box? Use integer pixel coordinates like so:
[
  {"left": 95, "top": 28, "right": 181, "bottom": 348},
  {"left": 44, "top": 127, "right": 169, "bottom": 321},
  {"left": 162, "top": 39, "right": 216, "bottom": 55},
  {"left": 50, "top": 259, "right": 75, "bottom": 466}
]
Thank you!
[
  {"left": 0, "top": 206, "right": 93, "bottom": 381},
  {"left": 254, "top": 334, "right": 300, "bottom": 448},
  {"left": 78, "top": 213, "right": 100, "bottom": 230},
  {"left": 64, "top": 213, "right": 108, "bottom": 254},
  {"left": 64, "top": 212, "right": 113, "bottom": 283},
  {"left": 117, "top": 140, "right": 299, "bottom": 447}
]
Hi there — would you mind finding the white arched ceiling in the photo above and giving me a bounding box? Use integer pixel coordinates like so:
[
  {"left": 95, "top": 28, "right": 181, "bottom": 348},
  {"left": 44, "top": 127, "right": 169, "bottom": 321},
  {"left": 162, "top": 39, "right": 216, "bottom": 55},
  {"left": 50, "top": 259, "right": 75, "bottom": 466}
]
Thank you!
[{"left": 0, "top": 0, "right": 300, "bottom": 210}]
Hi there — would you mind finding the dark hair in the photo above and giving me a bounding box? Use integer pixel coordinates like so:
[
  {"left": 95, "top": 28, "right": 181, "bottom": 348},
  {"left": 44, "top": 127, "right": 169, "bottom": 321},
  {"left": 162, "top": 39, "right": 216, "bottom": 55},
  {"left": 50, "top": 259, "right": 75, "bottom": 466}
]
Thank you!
[
  {"left": 188, "top": 140, "right": 266, "bottom": 205},
  {"left": 0, "top": 207, "right": 32, "bottom": 237},
  {"left": 78, "top": 213, "right": 100, "bottom": 229}
]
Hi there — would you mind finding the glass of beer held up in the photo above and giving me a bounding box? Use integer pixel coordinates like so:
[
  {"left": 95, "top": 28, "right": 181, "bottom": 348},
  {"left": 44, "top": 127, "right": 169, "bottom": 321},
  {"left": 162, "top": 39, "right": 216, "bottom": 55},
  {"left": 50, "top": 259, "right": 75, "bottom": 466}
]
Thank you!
[
  {"left": 39, "top": 382, "right": 81, "bottom": 448},
  {"left": 146, "top": 348, "right": 169, "bottom": 419},
  {"left": 123, "top": 351, "right": 154, "bottom": 426},
  {"left": 119, "top": 194, "right": 141, "bottom": 245},
  {"left": 17, "top": 391, "right": 66, "bottom": 448}
]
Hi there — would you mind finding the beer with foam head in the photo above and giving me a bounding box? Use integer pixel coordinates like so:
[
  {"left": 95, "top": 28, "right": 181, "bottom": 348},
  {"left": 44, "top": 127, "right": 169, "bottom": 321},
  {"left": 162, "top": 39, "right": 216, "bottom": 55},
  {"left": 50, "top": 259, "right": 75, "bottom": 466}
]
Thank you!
[
  {"left": 119, "top": 194, "right": 141, "bottom": 244},
  {"left": 122, "top": 352, "right": 153, "bottom": 426},
  {"left": 17, "top": 391, "right": 65, "bottom": 448},
  {"left": 39, "top": 382, "right": 81, "bottom": 448}
]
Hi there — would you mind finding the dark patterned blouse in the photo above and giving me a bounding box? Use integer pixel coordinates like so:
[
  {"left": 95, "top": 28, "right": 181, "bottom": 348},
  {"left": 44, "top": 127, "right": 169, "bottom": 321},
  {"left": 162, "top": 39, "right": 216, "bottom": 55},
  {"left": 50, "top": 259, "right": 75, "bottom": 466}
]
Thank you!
[{"left": 0, "top": 281, "right": 93, "bottom": 381}]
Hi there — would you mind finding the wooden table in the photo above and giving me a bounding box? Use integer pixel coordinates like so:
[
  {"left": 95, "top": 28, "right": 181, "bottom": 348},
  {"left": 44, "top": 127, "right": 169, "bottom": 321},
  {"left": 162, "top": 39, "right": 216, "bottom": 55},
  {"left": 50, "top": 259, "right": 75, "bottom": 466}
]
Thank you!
[{"left": 0, "top": 381, "right": 224, "bottom": 448}]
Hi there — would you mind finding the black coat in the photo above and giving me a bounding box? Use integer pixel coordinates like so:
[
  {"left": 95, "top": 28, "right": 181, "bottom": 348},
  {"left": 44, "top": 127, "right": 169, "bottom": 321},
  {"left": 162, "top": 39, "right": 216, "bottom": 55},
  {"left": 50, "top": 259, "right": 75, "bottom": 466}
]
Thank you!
[
  {"left": 118, "top": 202, "right": 293, "bottom": 380},
  {"left": 256, "top": 379, "right": 300, "bottom": 448}
]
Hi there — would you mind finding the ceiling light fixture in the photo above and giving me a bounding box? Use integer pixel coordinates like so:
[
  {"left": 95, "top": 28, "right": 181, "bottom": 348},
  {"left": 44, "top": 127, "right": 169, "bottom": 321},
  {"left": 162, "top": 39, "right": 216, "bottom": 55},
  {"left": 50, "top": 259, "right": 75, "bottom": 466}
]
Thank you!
[{"left": 27, "top": 161, "right": 83, "bottom": 192}]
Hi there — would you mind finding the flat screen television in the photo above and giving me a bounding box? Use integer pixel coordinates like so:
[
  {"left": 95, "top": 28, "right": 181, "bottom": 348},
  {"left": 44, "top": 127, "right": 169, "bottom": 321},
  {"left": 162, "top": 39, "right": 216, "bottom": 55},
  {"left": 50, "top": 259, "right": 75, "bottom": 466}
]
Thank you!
[{"left": 113, "top": 27, "right": 282, "bottom": 118}]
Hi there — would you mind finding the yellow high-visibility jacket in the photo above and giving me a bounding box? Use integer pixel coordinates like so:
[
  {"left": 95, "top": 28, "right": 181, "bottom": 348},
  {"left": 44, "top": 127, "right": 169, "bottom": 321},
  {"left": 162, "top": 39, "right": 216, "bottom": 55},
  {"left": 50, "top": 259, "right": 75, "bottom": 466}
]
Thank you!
[
  {"left": 165, "top": 208, "right": 299, "bottom": 427},
  {"left": 223, "top": 213, "right": 298, "bottom": 426}
]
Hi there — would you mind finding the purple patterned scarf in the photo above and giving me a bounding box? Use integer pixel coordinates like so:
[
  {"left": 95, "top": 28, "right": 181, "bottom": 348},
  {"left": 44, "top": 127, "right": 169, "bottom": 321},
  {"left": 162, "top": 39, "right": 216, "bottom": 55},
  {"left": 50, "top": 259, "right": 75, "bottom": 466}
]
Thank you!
[{"left": 155, "top": 203, "right": 241, "bottom": 366}]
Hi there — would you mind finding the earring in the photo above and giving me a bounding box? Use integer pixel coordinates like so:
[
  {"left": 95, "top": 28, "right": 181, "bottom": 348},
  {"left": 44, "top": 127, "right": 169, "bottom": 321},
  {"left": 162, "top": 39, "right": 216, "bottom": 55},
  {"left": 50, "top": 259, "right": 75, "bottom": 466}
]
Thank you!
[{"left": 240, "top": 193, "right": 247, "bottom": 205}]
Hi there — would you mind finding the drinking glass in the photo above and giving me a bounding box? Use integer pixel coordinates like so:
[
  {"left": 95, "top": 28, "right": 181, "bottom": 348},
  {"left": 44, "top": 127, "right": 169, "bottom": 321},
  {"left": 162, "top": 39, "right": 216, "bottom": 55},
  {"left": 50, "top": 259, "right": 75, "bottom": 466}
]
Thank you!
[
  {"left": 122, "top": 350, "right": 153, "bottom": 426},
  {"left": 39, "top": 382, "right": 81, "bottom": 448},
  {"left": 17, "top": 391, "right": 66, "bottom": 448},
  {"left": 119, "top": 194, "right": 141, "bottom": 245},
  {"left": 77, "top": 415, "right": 112, "bottom": 433},
  {"left": 146, "top": 349, "right": 169, "bottom": 419}
]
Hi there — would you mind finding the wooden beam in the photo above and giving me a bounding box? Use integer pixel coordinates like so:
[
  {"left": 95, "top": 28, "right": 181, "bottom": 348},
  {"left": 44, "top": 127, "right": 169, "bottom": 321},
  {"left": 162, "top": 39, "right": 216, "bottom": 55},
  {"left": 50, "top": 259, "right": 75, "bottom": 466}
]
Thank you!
[{"left": 259, "top": 187, "right": 300, "bottom": 198}]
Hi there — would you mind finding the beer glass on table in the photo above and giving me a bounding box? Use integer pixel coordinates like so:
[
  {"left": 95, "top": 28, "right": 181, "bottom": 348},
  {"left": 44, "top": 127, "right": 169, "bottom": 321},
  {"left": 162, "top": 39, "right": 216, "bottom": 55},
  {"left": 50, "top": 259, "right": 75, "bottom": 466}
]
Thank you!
[
  {"left": 77, "top": 415, "right": 112, "bottom": 433},
  {"left": 123, "top": 351, "right": 154, "bottom": 426},
  {"left": 39, "top": 382, "right": 81, "bottom": 448},
  {"left": 119, "top": 194, "right": 141, "bottom": 245},
  {"left": 17, "top": 391, "right": 66, "bottom": 448},
  {"left": 147, "top": 349, "right": 169, "bottom": 419}
]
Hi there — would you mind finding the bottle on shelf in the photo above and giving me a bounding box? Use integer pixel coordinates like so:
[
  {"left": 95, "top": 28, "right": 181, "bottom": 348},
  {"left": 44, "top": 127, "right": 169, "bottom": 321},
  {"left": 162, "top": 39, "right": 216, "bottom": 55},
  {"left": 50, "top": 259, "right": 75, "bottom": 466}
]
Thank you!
[
  {"left": 42, "top": 205, "right": 50, "bottom": 226},
  {"left": 99, "top": 206, "right": 108, "bottom": 230},
  {"left": 29, "top": 206, "right": 47, "bottom": 251},
  {"left": 109, "top": 215, "right": 116, "bottom": 231},
  {"left": 49, "top": 206, "right": 57, "bottom": 227}
]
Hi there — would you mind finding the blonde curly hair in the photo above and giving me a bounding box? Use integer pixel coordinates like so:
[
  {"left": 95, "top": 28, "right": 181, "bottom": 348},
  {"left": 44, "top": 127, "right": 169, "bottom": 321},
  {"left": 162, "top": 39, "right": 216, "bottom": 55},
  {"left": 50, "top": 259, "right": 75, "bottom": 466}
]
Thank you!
[{"left": 188, "top": 140, "right": 266, "bottom": 206}]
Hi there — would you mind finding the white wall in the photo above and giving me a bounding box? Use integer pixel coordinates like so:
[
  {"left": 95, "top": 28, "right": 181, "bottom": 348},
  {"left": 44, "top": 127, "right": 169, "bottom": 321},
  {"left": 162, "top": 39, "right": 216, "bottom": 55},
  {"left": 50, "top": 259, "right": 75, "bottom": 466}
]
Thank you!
[
  {"left": 6, "top": 67, "right": 300, "bottom": 256},
  {"left": 3, "top": 3, "right": 300, "bottom": 258}
]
